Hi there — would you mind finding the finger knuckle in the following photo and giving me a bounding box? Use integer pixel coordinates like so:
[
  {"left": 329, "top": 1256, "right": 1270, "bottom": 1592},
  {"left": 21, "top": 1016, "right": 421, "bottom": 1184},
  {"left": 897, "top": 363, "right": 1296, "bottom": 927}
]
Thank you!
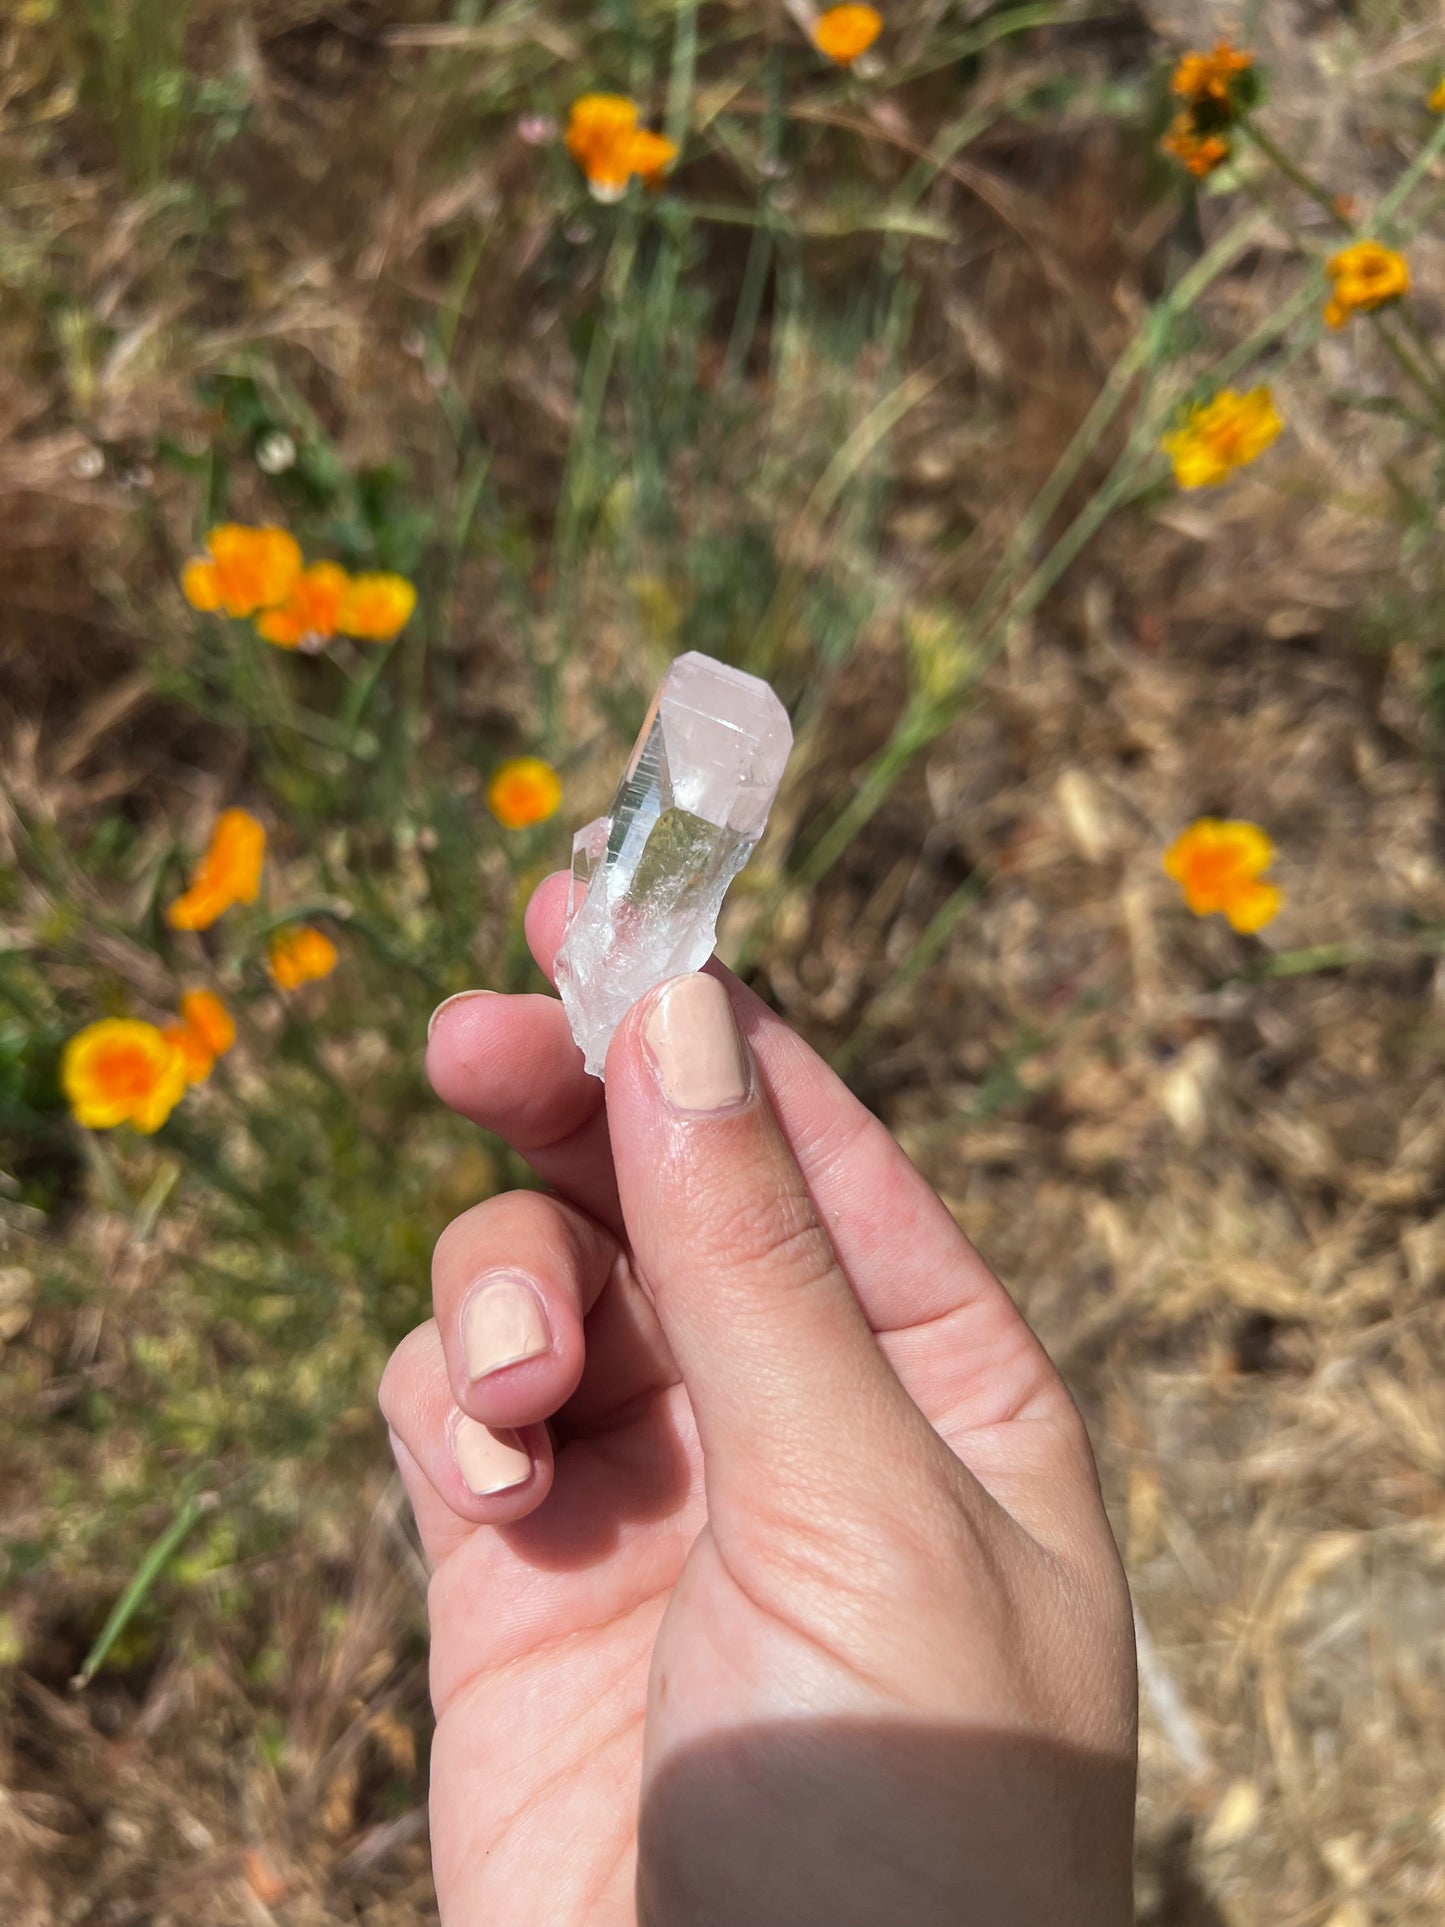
[
  {"left": 695, "top": 1175, "right": 839, "bottom": 1293},
  {"left": 431, "top": 1189, "right": 555, "bottom": 1281}
]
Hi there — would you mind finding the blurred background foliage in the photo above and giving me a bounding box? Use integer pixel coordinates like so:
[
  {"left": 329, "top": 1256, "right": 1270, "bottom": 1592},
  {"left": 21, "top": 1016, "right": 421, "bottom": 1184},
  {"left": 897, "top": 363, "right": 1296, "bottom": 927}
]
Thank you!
[{"left": 3, "top": 1, "right": 1445, "bottom": 1921}]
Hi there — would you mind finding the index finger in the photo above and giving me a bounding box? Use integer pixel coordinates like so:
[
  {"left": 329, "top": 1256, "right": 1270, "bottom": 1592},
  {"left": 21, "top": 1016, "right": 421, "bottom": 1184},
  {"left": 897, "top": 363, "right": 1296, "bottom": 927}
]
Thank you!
[{"left": 426, "top": 988, "right": 621, "bottom": 1230}]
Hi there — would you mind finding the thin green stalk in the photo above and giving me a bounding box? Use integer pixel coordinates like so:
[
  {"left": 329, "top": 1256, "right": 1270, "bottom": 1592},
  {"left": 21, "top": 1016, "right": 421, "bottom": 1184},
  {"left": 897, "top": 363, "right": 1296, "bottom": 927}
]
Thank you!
[
  {"left": 795, "top": 703, "right": 939, "bottom": 889},
  {"left": 664, "top": 0, "right": 699, "bottom": 151},
  {"left": 1371, "top": 315, "right": 1445, "bottom": 428},
  {"left": 1242, "top": 941, "right": 1373, "bottom": 981},
  {"left": 552, "top": 219, "right": 640, "bottom": 581},
  {"left": 439, "top": 229, "right": 490, "bottom": 367},
  {"left": 893, "top": 0, "right": 1121, "bottom": 88},
  {"left": 1375, "top": 113, "right": 1445, "bottom": 227},
  {"left": 1241, "top": 119, "right": 1345, "bottom": 226},
  {"left": 723, "top": 223, "right": 774, "bottom": 384},
  {"left": 1394, "top": 304, "right": 1445, "bottom": 402},
  {"left": 890, "top": 99, "right": 1006, "bottom": 225},
  {"left": 74, "top": 1485, "right": 216, "bottom": 1689},
  {"left": 963, "top": 211, "right": 1266, "bottom": 642},
  {"left": 336, "top": 642, "right": 392, "bottom": 745},
  {"left": 749, "top": 359, "right": 951, "bottom": 679},
  {"left": 830, "top": 869, "right": 990, "bottom": 1077}
]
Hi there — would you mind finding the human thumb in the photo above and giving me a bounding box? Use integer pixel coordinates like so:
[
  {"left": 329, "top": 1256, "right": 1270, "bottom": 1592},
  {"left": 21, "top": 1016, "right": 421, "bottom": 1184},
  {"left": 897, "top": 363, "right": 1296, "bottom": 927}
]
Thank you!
[{"left": 603, "top": 971, "right": 910, "bottom": 1520}]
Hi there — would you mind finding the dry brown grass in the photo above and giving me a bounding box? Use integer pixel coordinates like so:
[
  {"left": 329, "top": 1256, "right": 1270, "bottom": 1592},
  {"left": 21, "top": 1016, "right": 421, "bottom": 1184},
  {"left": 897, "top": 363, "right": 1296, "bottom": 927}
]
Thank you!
[{"left": 4, "top": 3, "right": 1445, "bottom": 1924}]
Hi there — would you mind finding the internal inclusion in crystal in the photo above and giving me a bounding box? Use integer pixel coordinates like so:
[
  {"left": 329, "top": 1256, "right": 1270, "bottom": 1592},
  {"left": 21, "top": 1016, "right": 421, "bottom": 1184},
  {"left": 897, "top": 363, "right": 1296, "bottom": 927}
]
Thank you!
[{"left": 555, "top": 651, "right": 793, "bottom": 1076}]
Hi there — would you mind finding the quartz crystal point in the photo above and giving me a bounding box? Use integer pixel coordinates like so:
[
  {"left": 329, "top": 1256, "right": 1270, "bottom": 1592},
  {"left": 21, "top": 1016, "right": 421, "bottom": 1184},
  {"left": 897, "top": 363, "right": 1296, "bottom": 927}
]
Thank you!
[{"left": 555, "top": 651, "right": 793, "bottom": 1076}]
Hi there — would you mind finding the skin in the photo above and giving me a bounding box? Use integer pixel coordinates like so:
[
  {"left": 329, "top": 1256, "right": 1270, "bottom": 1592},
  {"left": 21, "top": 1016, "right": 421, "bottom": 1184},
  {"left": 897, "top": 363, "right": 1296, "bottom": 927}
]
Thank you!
[{"left": 380, "top": 873, "right": 1138, "bottom": 1926}]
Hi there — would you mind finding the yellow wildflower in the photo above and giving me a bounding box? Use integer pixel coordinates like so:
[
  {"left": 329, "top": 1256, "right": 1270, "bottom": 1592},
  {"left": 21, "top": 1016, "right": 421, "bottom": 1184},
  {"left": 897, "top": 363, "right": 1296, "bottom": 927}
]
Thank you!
[
  {"left": 1164, "top": 818, "right": 1281, "bottom": 934},
  {"left": 564, "top": 95, "right": 677, "bottom": 202},
  {"left": 62, "top": 1019, "right": 188, "bottom": 1133},
  {"left": 166, "top": 809, "right": 266, "bottom": 932},
  {"left": 1324, "top": 240, "right": 1410, "bottom": 329},
  {"left": 1161, "top": 387, "right": 1282, "bottom": 489},
  {"left": 268, "top": 925, "right": 339, "bottom": 990},
  {"left": 487, "top": 756, "right": 562, "bottom": 830},
  {"left": 162, "top": 990, "right": 237, "bottom": 1086},
  {"left": 256, "top": 561, "right": 351, "bottom": 650},
  {"left": 1171, "top": 40, "right": 1253, "bottom": 107},
  {"left": 181, "top": 526, "right": 302, "bottom": 618},
  {"left": 337, "top": 572, "right": 417, "bottom": 642},
  {"left": 812, "top": 5, "right": 883, "bottom": 66},
  {"left": 1429, "top": 80, "right": 1445, "bottom": 113}
]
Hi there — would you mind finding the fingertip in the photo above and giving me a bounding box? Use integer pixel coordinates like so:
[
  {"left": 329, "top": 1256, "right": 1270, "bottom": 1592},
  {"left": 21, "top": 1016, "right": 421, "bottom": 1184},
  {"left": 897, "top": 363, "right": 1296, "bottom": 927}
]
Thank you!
[
  {"left": 426, "top": 986, "right": 601, "bottom": 1148},
  {"left": 524, "top": 870, "right": 572, "bottom": 984},
  {"left": 427, "top": 986, "right": 500, "bottom": 1048},
  {"left": 450, "top": 1412, "right": 555, "bottom": 1518},
  {"left": 450, "top": 1268, "right": 585, "bottom": 1432}
]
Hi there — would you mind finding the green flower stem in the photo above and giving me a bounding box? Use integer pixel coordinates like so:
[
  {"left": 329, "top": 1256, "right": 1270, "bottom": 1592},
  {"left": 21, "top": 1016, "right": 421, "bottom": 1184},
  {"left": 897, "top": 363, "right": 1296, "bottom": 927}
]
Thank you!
[
  {"left": 553, "top": 216, "right": 641, "bottom": 585},
  {"left": 1370, "top": 314, "right": 1445, "bottom": 428},
  {"left": 723, "top": 222, "right": 774, "bottom": 384},
  {"left": 1240, "top": 119, "right": 1347, "bottom": 227},
  {"left": 1241, "top": 941, "right": 1374, "bottom": 981},
  {"left": 1376, "top": 113, "right": 1445, "bottom": 227},
  {"left": 663, "top": 0, "right": 698, "bottom": 152},
  {"left": 795, "top": 700, "right": 941, "bottom": 891},
  {"left": 963, "top": 210, "right": 1266, "bottom": 644},
  {"left": 1393, "top": 304, "right": 1445, "bottom": 403},
  {"left": 830, "top": 868, "right": 991, "bottom": 1078},
  {"left": 751, "top": 358, "right": 951, "bottom": 680},
  {"left": 340, "top": 909, "right": 447, "bottom": 1002}
]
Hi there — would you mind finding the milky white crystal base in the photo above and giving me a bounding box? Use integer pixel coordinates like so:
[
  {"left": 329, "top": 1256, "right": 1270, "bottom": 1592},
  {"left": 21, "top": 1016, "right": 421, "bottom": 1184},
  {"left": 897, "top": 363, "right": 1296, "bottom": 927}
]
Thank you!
[{"left": 554, "top": 651, "right": 793, "bottom": 1077}]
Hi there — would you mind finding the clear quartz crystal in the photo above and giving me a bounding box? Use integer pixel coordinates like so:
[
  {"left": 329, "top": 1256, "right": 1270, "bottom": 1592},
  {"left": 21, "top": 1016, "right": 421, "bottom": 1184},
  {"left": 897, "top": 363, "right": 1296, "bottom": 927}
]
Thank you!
[{"left": 555, "top": 651, "right": 793, "bottom": 1076}]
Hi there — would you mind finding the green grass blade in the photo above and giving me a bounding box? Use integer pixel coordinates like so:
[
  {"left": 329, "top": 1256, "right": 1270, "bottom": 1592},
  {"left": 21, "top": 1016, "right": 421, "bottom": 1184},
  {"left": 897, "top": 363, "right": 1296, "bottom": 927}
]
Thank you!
[{"left": 74, "top": 1487, "right": 216, "bottom": 1690}]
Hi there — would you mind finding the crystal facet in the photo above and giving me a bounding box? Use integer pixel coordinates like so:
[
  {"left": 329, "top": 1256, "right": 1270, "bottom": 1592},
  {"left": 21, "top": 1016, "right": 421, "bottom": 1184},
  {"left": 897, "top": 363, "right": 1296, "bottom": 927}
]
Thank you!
[{"left": 555, "top": 651, "right": 793, "bottom": 1076}]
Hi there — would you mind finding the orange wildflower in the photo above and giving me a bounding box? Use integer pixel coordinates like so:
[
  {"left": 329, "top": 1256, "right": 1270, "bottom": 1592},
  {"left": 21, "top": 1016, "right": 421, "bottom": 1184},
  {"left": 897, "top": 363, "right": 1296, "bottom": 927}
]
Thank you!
[
  {"left": 256, "top": 561, "right": 351, "bottom": 650},
  {"left": 1171, "top": 40, "right": 1253, "bottom": 107},
  {"left": 1431, "top": 80, "right": 1445, "bottom": 113},
  {"left": 812, "top": 5, "right": 883, "bottom": 66},
  {"left": 268, "top": 925, "right": 339, "bottom": 990},
  {"left": 486, "top": 756, "right": 562, "bottom": 830},
  {"left": 162, "top": 990, "right": 237, "bottom": 1086},
  {"left": 181, "top": 526, "right": 302, "bottom": 618},
  {"left": 1161, "top": 387, "right": 1282, "bottom": 489},
  {"left": 564, "top": 95, "right": 677, "bottom": 202},
  {"left": 1161, "top": 38, "right": 1256, "bottom": 179},
  {"left": 1324, "top": 240, "right": 1410, "bottom": 329},
  {"left": 621, "top": 127, "right": 678, "bottom": 188},
  {"left": 337, "top": 572, "right": 417, "bottom": 642},
  {"left": 62, "top": 1019, "right": 188, "bottom": 1133},
  {"left": 1163, "top": 819, "right": 1281, "bottom": 934},
  {"left": 166, "top": 809, "right": 266, "bottom": 932},
  {"left": 1161, "top": 112, "right": 1231, "bottom": 178}
]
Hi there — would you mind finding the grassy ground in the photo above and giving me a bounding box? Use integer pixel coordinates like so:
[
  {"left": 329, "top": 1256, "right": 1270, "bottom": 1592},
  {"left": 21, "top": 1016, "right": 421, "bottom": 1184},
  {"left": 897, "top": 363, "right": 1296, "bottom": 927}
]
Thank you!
[{"left": 4, "top": 2, "right": 1445, "bottom": 1921}]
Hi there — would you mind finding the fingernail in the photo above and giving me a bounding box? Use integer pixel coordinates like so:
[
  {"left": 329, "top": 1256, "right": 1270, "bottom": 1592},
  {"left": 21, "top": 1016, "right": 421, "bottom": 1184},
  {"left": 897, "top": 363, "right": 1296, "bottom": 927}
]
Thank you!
[
  {"left": 461, "top": 1274, "right": 550, "bottom": 1379},
  {"left": 427, "top": 989, "right": 494, "bottom": 1042},
  {"left": 642, "top": 974, "right": 750, "bottom": 1115},
  {"left": 453, "top": 1414, "right": 531, "bottom": 1495}
]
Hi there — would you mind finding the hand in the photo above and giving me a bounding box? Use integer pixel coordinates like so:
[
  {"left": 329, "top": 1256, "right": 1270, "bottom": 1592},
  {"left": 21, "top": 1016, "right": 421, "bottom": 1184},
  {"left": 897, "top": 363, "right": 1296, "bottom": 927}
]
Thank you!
[{"left": 380, "top": 874, "right": 1137, "bottom": 1926}]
